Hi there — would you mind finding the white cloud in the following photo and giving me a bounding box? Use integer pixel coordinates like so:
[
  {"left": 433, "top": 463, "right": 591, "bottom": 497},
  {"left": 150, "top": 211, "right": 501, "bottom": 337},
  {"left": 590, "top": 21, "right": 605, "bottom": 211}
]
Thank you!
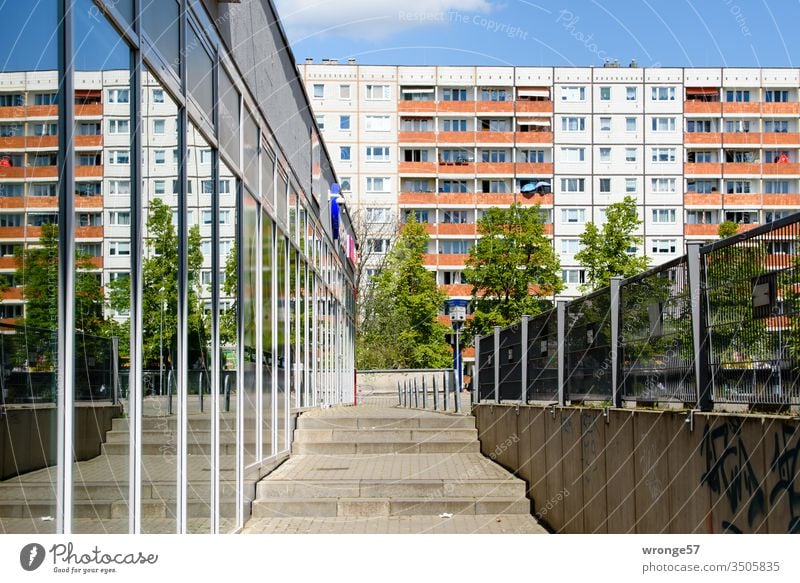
[{"left": 275, "top": 0, "right": 493, "bottom": 41}]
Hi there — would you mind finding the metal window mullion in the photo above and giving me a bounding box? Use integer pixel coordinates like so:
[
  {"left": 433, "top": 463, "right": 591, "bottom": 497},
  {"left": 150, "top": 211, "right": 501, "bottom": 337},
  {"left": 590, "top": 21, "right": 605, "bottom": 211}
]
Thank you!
[
  {"left": 209, "top": 52, "right": 221, "bottom": 534},
  {"left": 234, "top": 174, "right": 244, "bottom": 532},
  {"left": 255, "top": 202, "right": 262, "bottom": 462},
  {"left": 284, "top": 234, "right": 290, "bottom": 445},
  {"left": 56, "top": 0, "right": 75, "bottom": 536},
  {"left": 129, "top": 0, "right": 144, "bottom": 534},
  {"left": 272, "top": 221, "right": 278, "bottom": 455},
  {"left": 610, "top": 277, "right": 622, "bottom": 408}
]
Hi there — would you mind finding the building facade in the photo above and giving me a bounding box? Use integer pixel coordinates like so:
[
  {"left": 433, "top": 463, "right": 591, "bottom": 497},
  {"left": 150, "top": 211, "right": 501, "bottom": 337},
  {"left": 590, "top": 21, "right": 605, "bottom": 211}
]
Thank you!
[
  {"left": 299, "top": 62, "right": 799, "bottom": 306},
  {"left": 0, "top": 0, "right": 357, "bottom": 534}
]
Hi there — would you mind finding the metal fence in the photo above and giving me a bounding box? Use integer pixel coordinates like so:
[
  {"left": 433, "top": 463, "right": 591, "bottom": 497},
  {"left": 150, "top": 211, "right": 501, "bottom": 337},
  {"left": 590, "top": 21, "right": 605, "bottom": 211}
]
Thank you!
[
  {"left": 475, "top": 212, "right": 800, "bottom": 409},
  {"left": 397, "top": 370, "right": 465, "bottom": 413}
]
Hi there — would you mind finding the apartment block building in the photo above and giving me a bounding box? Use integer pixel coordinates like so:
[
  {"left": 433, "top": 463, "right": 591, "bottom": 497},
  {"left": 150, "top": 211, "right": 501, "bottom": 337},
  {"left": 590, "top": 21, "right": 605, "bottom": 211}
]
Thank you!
[{"left": 299, "top": 62, "right": 800, "bottom": 307}]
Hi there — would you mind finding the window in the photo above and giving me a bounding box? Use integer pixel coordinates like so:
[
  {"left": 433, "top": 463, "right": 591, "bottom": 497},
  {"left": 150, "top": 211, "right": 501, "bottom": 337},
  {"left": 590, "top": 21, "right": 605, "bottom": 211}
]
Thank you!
[
  {"left": 440, "top": 149, "right": 471, "bottom": 164},
  {"left": 764, "top": 120, "right": 789, "bottom": 133},
  {"left": 651, "top": 239, "right": 677, "bottom": 254},
  {"left": 339, "top": 146, "right": 351, "bottom": 161},
  {"left": 652, "top": 209, "right": 676, "bottom": 223},
  {"left": 520, "top": 149, "right": 544, "bottom": 163},
  {"left": 560, "top": 178, "right": 585, "bottom": 193},
  {"left": 400, "top": 117, "right": 430, "bottom": 132},
  {"left": 0, "top": 123, "right": 23, "bottom": 136},
  {"left": 404, "top": 210, "right": 429, "bottom": 223},
  {"left": 152, "top": 89, "right": 164, "bottom": 103},
  {"left": 765, "top": 90, "right": 789, "bottom": 103},
  {"left": 560, "top": 86, "right": 585, "bottom": 102},
  {"left": 599, "top": 178, "right": 611, "bottom": 193},
  {"left": 651, "top": 178, "right": 676, "bottom": 193},
  {"left": 442, "top": 210, "right": 468, "bottom": 224},
  {"left": 442, "top": 271, "right": 465, "bottom": 285},
  {"left": 0, "top": 94, "right": 24, "bottom": 106},
  {"left": 152, "top": 180, "right": 165, "bottom": 195},
  {"left": 480, "top": 88, "right": 508, "bottom": 101},
  {"left": 313, "top": 84, "right": 324, "bottom": 98},
  {"left": 441, "top": 119, "right": 467, "bottom": 132},
  {"left": 562, "top": 269, "right": 585, "bottom": 284},
  {"left": 626, "top": 86, "right": 637, "bottom": 101},
  {"left": 439, "top": 180, "right": 468, "bottom": 193},
  {"left": 199, "top": 149, "right": 212, "bottom": 165},
  {"left": 625, "top": 178, "right": 637, "bottom": 193},
  {"left": 480, "top": 119, "right": 510, "bottom": 132},
  {"left": 367, "top": 146, "right": 390, "bottom": 162},
  {"left": 687, "top": 151, "right": 713, "bottom": 163},
  {"left": 687, "top": 180, "right": 717, "bottom": 194},
  {"left": 651, "top": 147, "right": 677, "bottom": 162},
  {"left": 33, "top": 93, "right": 57, "bottom": 106},
  {"left": 764, "top": 180, "right": 791, "bottom": 194},
  {"left": 31, "top": 122, "right": 57, "bottom": 136},
  {"left": 625, "top": 148, "right": 637, "bottom": 162},
  {"left": 481, "top": 180, "right": 507, "bottom": 193},
  {"left": 651, "top": 117, "right": 676, "bottom": 132},
  {"left": 108, "top": 150, "right": 129, "bottom": 165},
  {"left": 366, "top": 177, "right": 389, "bottom": 192},
  {"left": 365, "top": 84, "right": 391, "bottom": 100},
  {"left": 599, "top": 117, "right": 611, "bottom": 131},
  {"left": 30, "top": 183, "right": 56, "bottom": 197},
  {"left": 765, "top": 210, "right": 791, "bottom": 222},
  {"left": 339, "top": 84, "right": 351, "bottom": 99},
  {"left": 687, "top": 119, "right": 713, "bottom": 133},
  {"left": 109, "top": 241, "right": 131, "bottom": 256},
  {"left": 74, "top": 153, "right": 99, "bottom": 166},
  {"left": 561, "top": 239, "right": 582, "bottom": 254},
  {"left": 726, "top": 180, "right": 751, "bottom": 194},
  {"left": 108, "top": 211, "right": 131, "bottom": 226},
  {"left": 481, "top": 150, "right": 507, "bottom": 163},
  {"left": 153, "top": 150, "right": 165, "bottom": 165},
  {"left": 315, "top": 114, "right": 324, "bottom": 130},
  {"left": 108, "top": 88, "right": 129, "bottom": 103},
  {"left": 339, "top": 115, "right": 350, "bottom": 130},
  {"left": 725, "top": 119, "right": 752, "bottom": 133},
  {"left": 561, "top": 116, "right": 586, "bottom": 131},
  {"left": 365, "top": 115, "right": 390, "bottom": 131},
  {"left": 561, "top": 208, "right": 585, "bottom": 223},
  {"left": 651, "top": 86, "right": 676, "bottom": 101},
  {"left": 443, "top": 88, "right": 468, "bottom": 101},
  {"left": 152, "top": 119, "right": 166, "bottom": 134},
  {"left": 560, "top": 147, "right": 585, "bottom": 163},
  {"left": 77, "top": 122, "right": 100, "bottom": 135},
  {"left": 725, "top": 90, "right": 750, "bottom": 102},
  {"left": 340, "top": 177, "right": 352, "bottom": 192},
  {"left": 725, "top": 210, "right": 759, "bottom": 224},
  {"left": 625, "top": 117, "right": 637, "bottom": 132},
  {"left": 599, "top": 86, "right": 611, "bottom": 101},
  {"left": 687, "top": 210, "right": 718, "bottom": 225},
  {"left": 725, "top": 150, "right": 757, "bottom": 163},
  {"left": 75, "top": 182, "right": 101, "bottom": 197},
  {"left": 0, "top": 214, "right": 22, "bottom": 227},
  {"left": 366, "top": 207, "right": 392, "bottom": 223},
  {"left": 367, "top": 238, "right": 391, "bottom": 254},
  {"left": 108, "top": 180, "right": 130, "bottom": 196},
  {"left": 599, "top": 147, "right": 611, "bottom": 162},
  {"left": 440, "top": 240, "right": 472, "bottom": 254}
]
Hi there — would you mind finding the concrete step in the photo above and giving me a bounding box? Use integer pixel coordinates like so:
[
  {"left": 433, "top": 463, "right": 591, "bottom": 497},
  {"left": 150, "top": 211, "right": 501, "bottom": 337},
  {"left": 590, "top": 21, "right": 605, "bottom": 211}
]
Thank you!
[
  {"left": 293, "top": 428, "right": 478, "bottom": 443},
  {"left": 0, "top": 481, "right": 237, "bottom": 502},
  {"left": 104, "top": 429, "right": 237, "bottom": 444},
  {"left": 111, "top": 416, "right": 237, "bottom": 432},
  {"left": 296, "top": 416, "right": 475, "bottom": 431},
  {"left": 251, "top": 496, "right": 529, "bottom": 518},
  {"left": 291, "top": 440, "right": 480, "bottom": 455},
  {"left": 0, "top": 499, "right": 237, "bottom": 519},
  {"left": 257, "top": 479, "right": 525, "bottom": 499},
  {"left": 101, "top": 442, "right": 238, "bottom": 455}
]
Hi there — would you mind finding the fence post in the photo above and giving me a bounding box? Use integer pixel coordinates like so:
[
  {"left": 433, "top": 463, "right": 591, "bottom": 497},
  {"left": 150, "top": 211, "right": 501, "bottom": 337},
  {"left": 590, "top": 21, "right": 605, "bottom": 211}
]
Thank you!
[
  {"left": 111, "top": 336, "right": 120, "bottom": 406},
  {"left": 557, "top": 300, "right": 567, "bottom": 407},
  {"left": 198, "top": 372, "right": 204, "bottom": 413},
  {"left": 494, "top": 326, "right": 501, "bottom": 404},
  {"left": 414, "top": 378, "right": 419, "bottom": 408},
  {"left": 520, "top": 316, "right": 529, "bottom": 404},
  {"left": 422, "top": 377, "right": 427, "bottom": 409},
  {"left": 688, "top": 242, "right": 713, "bottom": 411},
  {"left": 432, "top": 376, "right": 438, "bottom": 411},
  {"left": 610, "top": 277, "right": 622, "bottom": 408},
  {"left": 472, "top": 335, "right": 480, "bottom": 406},
  {"left": 397, "top": 381, "right": 401, "bottom": 406}
]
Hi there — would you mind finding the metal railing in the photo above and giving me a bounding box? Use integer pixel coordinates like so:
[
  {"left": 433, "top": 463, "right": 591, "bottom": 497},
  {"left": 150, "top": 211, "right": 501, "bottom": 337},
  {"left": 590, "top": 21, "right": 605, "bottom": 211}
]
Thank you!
[
  {"left": 475, "top": 212, "right": 800, "bottom": 409},
  {"left": 397, "top": 370, "right": 464, "bottom": 413}
]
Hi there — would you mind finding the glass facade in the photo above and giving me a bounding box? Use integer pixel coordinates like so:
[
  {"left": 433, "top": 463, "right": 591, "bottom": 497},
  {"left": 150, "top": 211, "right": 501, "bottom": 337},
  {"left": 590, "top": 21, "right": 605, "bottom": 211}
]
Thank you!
[{"left": 0, "top": 0, "right": 356, "bottom": 534}]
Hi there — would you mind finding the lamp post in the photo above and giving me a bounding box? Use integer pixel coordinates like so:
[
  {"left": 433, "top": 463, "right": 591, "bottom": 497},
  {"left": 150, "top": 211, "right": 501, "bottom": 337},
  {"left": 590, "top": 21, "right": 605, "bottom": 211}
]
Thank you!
[
  {"left": 159, "top": 286, "right": 165, "bottom": 396},
  {"left": 446, "top": 299, "right": 469, "bottom": 393}
]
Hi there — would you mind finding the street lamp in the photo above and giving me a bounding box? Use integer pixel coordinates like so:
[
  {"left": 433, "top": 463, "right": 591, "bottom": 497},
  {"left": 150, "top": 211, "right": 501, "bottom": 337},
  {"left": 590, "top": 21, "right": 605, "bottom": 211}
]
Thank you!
[
  {"left": 159, "top": 286, "right": 165, "bottom": 396},
  {"left": 446, "top": 298, "right": 469, "bottom": 393}
]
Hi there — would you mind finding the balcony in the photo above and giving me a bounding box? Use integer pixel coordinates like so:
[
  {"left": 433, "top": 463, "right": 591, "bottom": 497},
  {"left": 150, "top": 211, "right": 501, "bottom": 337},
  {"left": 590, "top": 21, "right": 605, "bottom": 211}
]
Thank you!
[
  {"left": 0, "top": 105, "right": 27, "bottom": 119},
  {"left": 684, "top": 101, "right": 721, "bottom": 114},
  {"left": 684, "top": 193, "right": 722, "bottom": 206},
  {"left": 685, "top": 224, "right": 721, "bottom": 236},
  {"left": 398, "top": 131, "right": 436, "bottom": 143},
  {"left": 25, "top": 135, "right": 59, "bottom": 150},
  {"left": 762, "top": 103, "right": 800, "bottom": 115},
  {"left": 437, "top": 223, "right": 477, "bottom": 236},
  {"left": 722, "top": 102, "right": 761, "bottom": 115},
  {"left": 0, "top": 197, "right": 25, "bottom": 209},
  {"left": 437, "top": 253, "right": 469, "bottom": 266},
  {"left": 722, "top": 132, "right": 761, "bottom": 145},
  {"left": 75, "top": 103, "right": 103, "bottom": 117},
  {"left": 0, "top": 166, "right": 25, "bottom": 179},
  {"left": 27, "top": 166, "right": 59, "bottom": 179},
  {"left": 0, "top": 136, "right": 26, "bottom": 149},
  {"left": 763, "top": 193, "right": 800, "bottom": 206},
  {"left": 516, "top": 162, "right": 554, "bottom": 175},
  {"left": 724, "top": 193, "right": 762, "bottom": 205},
  {"left": 436, "top": 193, "right": 475, "bottom": 205},
  {"left": 723, "top": 162, "right": 761, "bottom": 174},
  {"left": 0, "top": 227, "right": 25, "bottom": 238},
  {"left": 476, "top": 193, "right": 515, "bottom": 205},
  {"left": 398, "top": 161, "right": 436, "bottom": 174},
  {"left": 684, "top": 132, "right": 722, "bottom": 145},
  {"left": 438, "top": 131, "right": 476, "bottom": 144},
  {"left": 441, "top": 284, "right": 472, "bottom": 296},
  {"left": 515, "top": 101, "right": 553, "bottom": 114},
  {"left": 75, "top": 135, "right": 103, "bottom": 148},
  {"left": 423, "top": 254, "right": 438, "bottom": 266},
  {"left": 684, "top": 163, "right": 722, "bottom": 175},
  {"left": 76, "top": 165, "right": 104, "bottom": 178},
  {"left": 437, "top": 101, "right": 475, "bottom": 113},
  {"left": 27, "top": 196, "right": 59, "bottom": 209},
  {"left": 438, "top": 162, "right": 475, "bottom": 174},
  {"left": 763, "top": 132, "right": 800, "bottom": 146},
  {"left": 76, "top": 195, "right": 104, "bottom": 209},
  {"left": 0, "top": 287, "right": 23, "bottom": 301},
  {"left": 398, "top": 192, "right": 435, "bottom": 205},
  {"left": 398, "top": 101, "right": 436, "bottom": 113},
  {"left": 519, "top": 192, "right": 554, "bottom": 206},
  {"left": 75, "top": 226, "right": 104, "bottom": 238},
  {"left": 475, "top": 162, "right": 514, "bottom": 175},
  {"left": 477, "top": 101, "right": 514, "bottom": 113},
  {"left": 475, "top": 131, "right": 514, "bottom": 144},
  {"left": 0, "top": 257, "right": 17, "bottom": 268},
  {"left": 516, "top": 131, "right": 553, "bottom": 144},
  {"left": 762, "top": 162, "right": 800, "bottom": 175}
]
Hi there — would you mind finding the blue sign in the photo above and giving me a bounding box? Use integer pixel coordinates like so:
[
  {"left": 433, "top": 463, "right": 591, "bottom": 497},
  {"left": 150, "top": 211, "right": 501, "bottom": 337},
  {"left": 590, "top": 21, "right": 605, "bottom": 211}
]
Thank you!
[{"left": 330, "top": 184, "right": 340, "bottom": 240}]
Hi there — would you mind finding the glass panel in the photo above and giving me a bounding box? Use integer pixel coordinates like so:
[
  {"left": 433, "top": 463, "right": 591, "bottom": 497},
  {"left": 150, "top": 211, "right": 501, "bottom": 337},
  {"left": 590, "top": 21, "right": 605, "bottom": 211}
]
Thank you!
[
  {"left": 289, "top": 248, "right": 298, "bottom": 408},
  {"left": 186, "top": 123, "right": 212, "bottom": 533},
  {"left": 242, "top": 192, "right": 258, "bottom": 467},
  {"left": 218, "top": 161, "right": 238, "bottom": 533},
  {"left": 0, "top": 0, "right": 58, "bottom": 535},
  {"left": 261, "top": 146, "right": 274, "bottom": 209},
  {"left": 72, "top": 0, "right": 132, "bottom": 534},
  {"left": 261, "top": 213, "right": 273, "bottom": 458},
  {"left": 276, "top": 233, "right": 287, "bottom": 452},
  {"left": 141, "top": 69, "right": 179, "bottom": 533},
  {"left": 276, "top": 169, "right": 288, "bottom": 229},
  {"left": 186, "top": 24, "right": 213, "bottom": 127},
  {"left": 298, "top": 259, "right": 307, "bottom": 407},
  {"left": 242, "top": 109, "right": 258, "bottom": 193},
  {"left": 142, "top": 0, "right": 181, "bottom": 78},
  {"left": 218, "top": 67, "right": 239, "bottom": 168}
]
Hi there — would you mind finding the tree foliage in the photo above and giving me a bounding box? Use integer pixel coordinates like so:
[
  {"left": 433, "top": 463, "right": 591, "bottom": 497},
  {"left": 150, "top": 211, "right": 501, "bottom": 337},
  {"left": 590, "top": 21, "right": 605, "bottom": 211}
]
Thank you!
[
  {"left": 356, "top": 216, "right": 451, "bottom": 369},
  {"left": 575, "top": 195, "right": 649, "bottom": 291},
  {"left": 463, "top": 204, "right": 561, "bottom": 338}
]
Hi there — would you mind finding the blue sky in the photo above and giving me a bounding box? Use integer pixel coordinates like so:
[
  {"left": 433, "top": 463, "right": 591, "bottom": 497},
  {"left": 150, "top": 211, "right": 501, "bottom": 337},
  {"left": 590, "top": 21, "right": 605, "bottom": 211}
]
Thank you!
[{"left": 275, "top": 0, "right": 800, "bottom": 68}]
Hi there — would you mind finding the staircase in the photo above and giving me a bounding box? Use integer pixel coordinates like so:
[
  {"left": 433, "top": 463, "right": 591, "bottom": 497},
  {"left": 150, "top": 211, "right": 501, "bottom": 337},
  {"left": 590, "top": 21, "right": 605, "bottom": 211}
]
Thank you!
[{"left": 245, "top": 407, "right": 546, "bottom": 534}]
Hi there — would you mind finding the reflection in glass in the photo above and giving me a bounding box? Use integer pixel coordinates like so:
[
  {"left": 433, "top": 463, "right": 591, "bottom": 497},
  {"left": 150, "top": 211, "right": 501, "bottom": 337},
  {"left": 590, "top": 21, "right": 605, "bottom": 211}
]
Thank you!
[
  {"left": 276, "top": 234, "right": 287, "bottom": 453},
  {"left": 142, "top": 0, "right": 181, "bottom": 78},
  {"left": 242, "top": 192, "right": 258, "bottom": 466},
  {"left": 261, "top": 213, "right": 273, "bottom": 458}
]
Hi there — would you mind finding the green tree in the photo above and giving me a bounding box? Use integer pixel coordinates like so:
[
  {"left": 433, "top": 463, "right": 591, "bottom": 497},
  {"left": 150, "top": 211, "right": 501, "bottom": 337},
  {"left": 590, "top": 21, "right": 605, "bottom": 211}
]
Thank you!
[
  {"left": 356, "top": 216, "right": 451, "bottom": 369},
  {"left": 219, "top": 242, "right": 238, "bottom": 346},
  {"left": 575, "top": 195, "right": 649, "bottom": 291},
  {"left": 717, "top": 220, "right": 739, "bottom": 239},
  {"left": 463, "top": 204, "right": 561, "bottom": 338}
]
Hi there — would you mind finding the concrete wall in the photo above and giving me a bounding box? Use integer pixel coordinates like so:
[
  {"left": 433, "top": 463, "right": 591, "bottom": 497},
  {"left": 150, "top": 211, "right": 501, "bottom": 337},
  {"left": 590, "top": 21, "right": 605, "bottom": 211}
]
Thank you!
[
  {"left": 0, "top": 405, "right": 122, "bottom": 480},
  {"left": 475, "top": 404, "right": 800, "bottom": 533},
  {"left": 357, "top": 369, "right": 453, "bottom": 394}
]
